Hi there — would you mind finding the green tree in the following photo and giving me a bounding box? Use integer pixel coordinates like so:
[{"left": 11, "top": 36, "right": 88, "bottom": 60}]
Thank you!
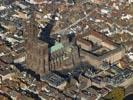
[{"left": 104, "top": 87, "right": 125, "bottom": 100}]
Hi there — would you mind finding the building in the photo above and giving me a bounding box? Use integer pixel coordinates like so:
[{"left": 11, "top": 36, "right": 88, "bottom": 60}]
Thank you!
[
  {"left": 41, "top": 72, "right": 67, "bottom": 90},
  {"left": 49, "top": 42, "right": 79, "bottom": 71},
  {"left": 76, "top": 30, "right": 127, "bottom": 69},
  {"left": 25, "top": 16, "right": 49, "bottom": 75},
  {"left": 128, "top": 0, "right": 133, "bottom": 4},
  {"left": 25, "top": 11, "right": 79, "bottom": 75},
  {"left": 49, "top": 42, "right": 64, "bottom": 70},
  {"left": 0, "top": 21, "right": 16, "bottom": 33},
  {"left": 79, "top": 87, "right": 98, "bottom": 100},
  {"left": 91, "top": 76, "right": 106, "bottom": 88},
  {"left": 0, "top": 61, "right": 17, "bottom": 82},
  {"left": 76, "top": 37, "right": 93, "bottom": 51},
  {"left": 91, "top": 0, "right": 104, "bottom": 4},
  {"left": 25, "top": 0, "right": 44, "bottom": 4},
  {"left": 26, "top": 39, "right": 49, "bottom": 75}
]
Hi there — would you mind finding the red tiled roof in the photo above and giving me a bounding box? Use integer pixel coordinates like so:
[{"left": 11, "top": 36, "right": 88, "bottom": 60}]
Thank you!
[{"left": 90, "top": 30, "right": 116, "bottom": 46}]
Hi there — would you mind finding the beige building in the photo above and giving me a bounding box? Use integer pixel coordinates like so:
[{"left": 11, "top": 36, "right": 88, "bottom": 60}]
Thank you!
[
  {"left": 76, "top": 37, "right": 93, "bottom": 51},
  {"left": 77, "top": 31, "right": 127, "bottom": 69},
  {"left": 12, "top": 11, "right": 28, "bottom": 19}
]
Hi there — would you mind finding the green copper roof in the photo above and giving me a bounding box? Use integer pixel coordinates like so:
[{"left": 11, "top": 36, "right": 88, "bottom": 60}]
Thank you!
[{"left": 49, "top": 42, "right": 64, "bottom": 53}]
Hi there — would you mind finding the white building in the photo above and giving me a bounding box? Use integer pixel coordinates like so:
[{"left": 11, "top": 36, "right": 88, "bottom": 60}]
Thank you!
[
  {"left": 128, "top": 0, "right": 133, "bottom": 4},
  {"left": 25, "top": 0, "right": 44, "bottom": 4}
]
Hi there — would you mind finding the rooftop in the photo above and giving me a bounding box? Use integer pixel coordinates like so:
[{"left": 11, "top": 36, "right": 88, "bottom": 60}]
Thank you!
[
  {"left": 49, "top": 42, "right": 64, "bottom": 53},
  {"left": 41, "top": 72, "right": 66, "bottom": 87}
]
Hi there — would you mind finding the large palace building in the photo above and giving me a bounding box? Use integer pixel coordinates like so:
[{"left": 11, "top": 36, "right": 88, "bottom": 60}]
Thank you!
[{"left": 76, "top": 30, "right": 132, "bottom": 70}]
